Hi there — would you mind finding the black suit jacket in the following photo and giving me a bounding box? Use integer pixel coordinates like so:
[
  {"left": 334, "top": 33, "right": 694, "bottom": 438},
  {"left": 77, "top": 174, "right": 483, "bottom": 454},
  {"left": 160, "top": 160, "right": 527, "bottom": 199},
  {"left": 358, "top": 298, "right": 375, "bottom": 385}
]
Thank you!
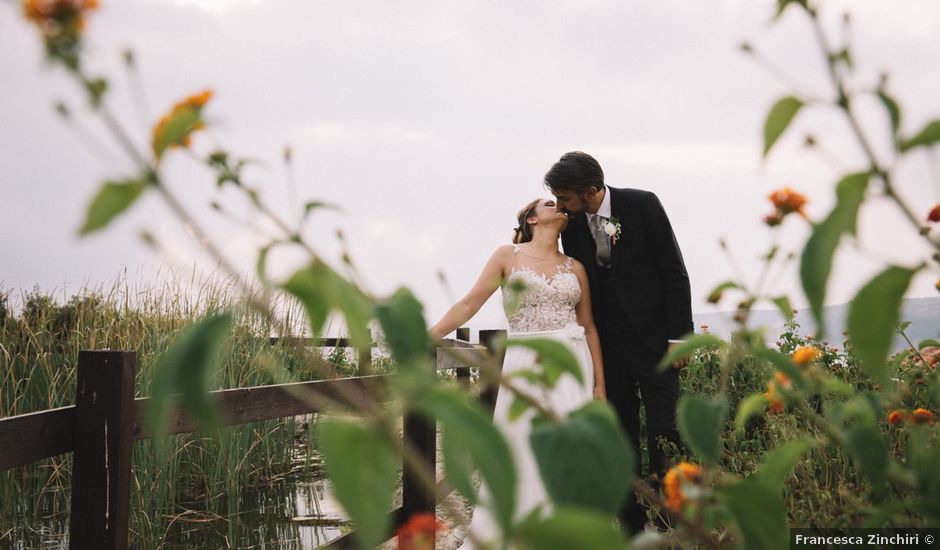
[{"left": 561, "top": 187, "right": 693, "bottom": 355}]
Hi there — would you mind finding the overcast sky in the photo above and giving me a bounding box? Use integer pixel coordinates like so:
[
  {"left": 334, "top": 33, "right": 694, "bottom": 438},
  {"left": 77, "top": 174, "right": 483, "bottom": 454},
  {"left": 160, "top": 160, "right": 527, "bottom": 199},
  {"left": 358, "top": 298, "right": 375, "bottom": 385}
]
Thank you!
[{"left": 2, "top": 0, "right": 939, "bottom": 333}]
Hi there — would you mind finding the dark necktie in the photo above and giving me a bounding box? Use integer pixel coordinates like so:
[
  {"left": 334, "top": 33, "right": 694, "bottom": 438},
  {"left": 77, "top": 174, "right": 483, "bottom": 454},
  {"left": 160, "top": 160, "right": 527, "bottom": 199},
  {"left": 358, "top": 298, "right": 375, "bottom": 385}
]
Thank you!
[{"left": 592, "top": 215, "right": 611, "bottom": 267}]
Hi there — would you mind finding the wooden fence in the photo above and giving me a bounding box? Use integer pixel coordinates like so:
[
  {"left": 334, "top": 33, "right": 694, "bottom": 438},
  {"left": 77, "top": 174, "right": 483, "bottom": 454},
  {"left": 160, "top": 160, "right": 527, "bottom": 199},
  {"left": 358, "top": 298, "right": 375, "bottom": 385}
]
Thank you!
[{"left": 0, "top": 329, "right": 507, "bottom": 549}]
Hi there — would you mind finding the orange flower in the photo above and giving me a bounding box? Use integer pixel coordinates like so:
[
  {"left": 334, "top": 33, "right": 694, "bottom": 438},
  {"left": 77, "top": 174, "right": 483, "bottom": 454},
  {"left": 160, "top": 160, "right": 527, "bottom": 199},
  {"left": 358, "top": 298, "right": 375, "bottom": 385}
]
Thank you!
[
  {"left": 887, "top": 410, "right": 905, "bottom": 425},
  {"left": 763, "top": 374, "right": 790, "bottom": 414},
  {"left": 901, "top": 347, "right": 940, "bottom": 370},
  {"left": 397, "top": 513, "right": 443, "bottom": 550},
  {"left": 768, "top": 187, "right": 808, "bottom": 216},
  {"left": 773, "top": 371, "right": 792, "bottom": 390},
  {"left": 911, "top": 408, "right": 934, "bottom": 425},
  {"left": 151, "top": 89, "right": 214, "bottom": 159},
  {"left": 663, "top": 462, "right": 703, "bottom": 512},
  {"left": 792, "top": 346, "right": 820, "bottom": 366},
  {"left": 928, "top": 204, "right": 940, "bottom": 223},
  {"left": 22, "top": 0, "right": 98, "bottom": 37}
]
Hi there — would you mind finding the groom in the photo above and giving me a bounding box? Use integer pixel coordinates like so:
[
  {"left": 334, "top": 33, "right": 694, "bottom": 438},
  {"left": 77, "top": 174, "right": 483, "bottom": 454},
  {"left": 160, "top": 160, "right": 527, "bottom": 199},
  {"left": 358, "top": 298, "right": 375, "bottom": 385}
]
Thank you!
[{"left": 545, "top": 151, "right": 693, "bottom": 533}]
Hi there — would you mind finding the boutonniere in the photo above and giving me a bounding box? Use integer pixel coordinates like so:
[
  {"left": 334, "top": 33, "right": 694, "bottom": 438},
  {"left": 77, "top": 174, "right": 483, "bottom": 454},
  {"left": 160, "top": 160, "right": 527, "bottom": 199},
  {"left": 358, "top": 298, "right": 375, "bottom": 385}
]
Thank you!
[{"left": 603, "top": 217, "right": 622, "bottom": 246}]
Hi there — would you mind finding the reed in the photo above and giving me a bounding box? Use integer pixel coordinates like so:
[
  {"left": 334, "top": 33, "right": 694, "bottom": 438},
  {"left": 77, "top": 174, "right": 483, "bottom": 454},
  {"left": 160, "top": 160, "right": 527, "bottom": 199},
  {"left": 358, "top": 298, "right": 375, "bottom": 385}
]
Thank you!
[{"left": 0, "top": 270, "right": 355, "bottom": 548}]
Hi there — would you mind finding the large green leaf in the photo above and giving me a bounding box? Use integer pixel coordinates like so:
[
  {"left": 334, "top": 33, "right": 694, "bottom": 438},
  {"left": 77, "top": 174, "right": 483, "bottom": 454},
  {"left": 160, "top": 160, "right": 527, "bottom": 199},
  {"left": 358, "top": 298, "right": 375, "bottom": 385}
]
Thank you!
[
  {"left": 79, "top": 178, "right": 148, "bottom": 235},
  {"left": 282, "top": 260, "right": 373, "bottom": 348},
  {"left": 318, "top": 418, "right": 397, "bottom": 549},
  {"left": 800, "top": 172, "right": 870, "bottom": 334},
  {"left": 374, "top": 288, "right": 429, "bottom": 367},
  {"left": 506, "top": 337, "right": 582, "bottom": 387},
  {"left": 723, "top": 479, "right": 789, "bottom": 550},
  {"left": 757, "top": 439, "right": 813, "bottom": 490},
  {"left": 847, "top": 266, "right": 917, "bottom": 384},
  {"left": 658, "top": 333, "right": 725, "bottom": 371},
  {"left": 677, "top": 395, "right": 727, "bottom": 465},
  {"left": 846, "top": 425, "right": 888, "bottom": 497},
  {"left": 415, "top": 388, "right": 516, "bottom": 532},
  {"left": 530, "top": 401, "right": 633, "bottom": 516},
  {"left": 515, "top": 507, "right": 629, "bottom": 550},
  {"left": 900, "top": 120, "right": 940, "bottom": 152},
  {"left": 148, "top": 313, "right": 232, "bottom": 437},
  {"left": 763, "top": 96, "right": 803, "bottom": 157}
]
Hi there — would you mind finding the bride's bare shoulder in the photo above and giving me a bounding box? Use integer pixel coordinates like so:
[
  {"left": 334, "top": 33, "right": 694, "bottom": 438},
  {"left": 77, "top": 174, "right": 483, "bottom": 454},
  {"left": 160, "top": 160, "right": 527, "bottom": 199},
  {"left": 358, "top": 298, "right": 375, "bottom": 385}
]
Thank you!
[
  {"left": 492, "top": 244, "right": 518, "bottom": 257},
  {"left": 565, "top": 255, "right": 587, "bottom": 275}
]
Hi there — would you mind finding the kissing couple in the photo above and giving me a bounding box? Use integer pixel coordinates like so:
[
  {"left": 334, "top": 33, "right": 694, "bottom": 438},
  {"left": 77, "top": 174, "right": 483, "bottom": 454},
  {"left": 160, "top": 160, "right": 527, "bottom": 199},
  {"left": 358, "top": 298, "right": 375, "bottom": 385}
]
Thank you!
[{"left": 429, "top": 151, "right": 694, "bottom": 545}]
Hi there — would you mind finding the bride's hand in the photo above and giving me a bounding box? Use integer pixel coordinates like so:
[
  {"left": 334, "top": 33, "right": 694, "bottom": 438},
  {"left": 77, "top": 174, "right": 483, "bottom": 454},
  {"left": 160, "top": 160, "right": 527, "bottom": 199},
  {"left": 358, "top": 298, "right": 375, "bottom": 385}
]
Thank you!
[{"left": 593, "top": 384, "right": 607, "bottom": 401}]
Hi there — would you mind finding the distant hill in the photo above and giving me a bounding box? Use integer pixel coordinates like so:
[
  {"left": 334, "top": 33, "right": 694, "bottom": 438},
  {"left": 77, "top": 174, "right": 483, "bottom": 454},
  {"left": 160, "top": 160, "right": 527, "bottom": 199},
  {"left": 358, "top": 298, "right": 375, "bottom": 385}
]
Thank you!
[{"left": 694, "top": 297, "right": 940, "bottom": 351}]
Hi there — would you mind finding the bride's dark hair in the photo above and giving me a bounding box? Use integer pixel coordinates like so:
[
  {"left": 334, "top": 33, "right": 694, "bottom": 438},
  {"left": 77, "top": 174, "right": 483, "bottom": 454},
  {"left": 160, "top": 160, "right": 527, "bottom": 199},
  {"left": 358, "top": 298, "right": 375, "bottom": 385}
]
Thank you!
[{"left": 512, "top": 199, "right": 541, "bottom": 244}]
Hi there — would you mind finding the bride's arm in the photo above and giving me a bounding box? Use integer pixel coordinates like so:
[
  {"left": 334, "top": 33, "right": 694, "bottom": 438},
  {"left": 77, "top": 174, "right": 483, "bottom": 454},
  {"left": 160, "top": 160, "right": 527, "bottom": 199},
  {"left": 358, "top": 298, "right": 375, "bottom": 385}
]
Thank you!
[
  {"left": 572, "top": 261, "right": 606, "bottom": 401},
  {"left": 429, "top": 245, "right": 513, "bottom": 340}
]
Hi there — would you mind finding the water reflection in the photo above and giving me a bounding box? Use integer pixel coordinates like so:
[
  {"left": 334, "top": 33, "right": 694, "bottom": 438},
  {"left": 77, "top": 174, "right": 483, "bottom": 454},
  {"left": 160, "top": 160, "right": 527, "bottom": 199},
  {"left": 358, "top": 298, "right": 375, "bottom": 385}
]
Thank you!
[{"left": 1, "top": 459, "right": 350, "bottom": 549}]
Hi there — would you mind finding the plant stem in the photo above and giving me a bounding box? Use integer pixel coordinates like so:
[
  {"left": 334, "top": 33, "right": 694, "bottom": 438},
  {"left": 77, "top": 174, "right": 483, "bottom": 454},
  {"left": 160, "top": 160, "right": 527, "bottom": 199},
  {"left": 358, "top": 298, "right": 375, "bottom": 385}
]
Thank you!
[{"left": 807, "top": 9, "right": 939, "bottom": 252}]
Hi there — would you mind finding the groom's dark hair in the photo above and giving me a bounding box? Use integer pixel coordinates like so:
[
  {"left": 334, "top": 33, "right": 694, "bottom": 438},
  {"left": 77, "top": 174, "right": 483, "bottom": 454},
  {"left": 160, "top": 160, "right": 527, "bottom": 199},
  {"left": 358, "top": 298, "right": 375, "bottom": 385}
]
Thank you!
[{"left": 543, "top": 151, "right": 604, "bottom": 193}]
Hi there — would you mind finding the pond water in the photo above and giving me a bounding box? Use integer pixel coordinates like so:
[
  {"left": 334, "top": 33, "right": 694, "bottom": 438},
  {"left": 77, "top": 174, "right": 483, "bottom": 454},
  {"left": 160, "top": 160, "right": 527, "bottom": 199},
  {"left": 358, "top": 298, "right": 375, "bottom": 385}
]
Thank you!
[
  {"left": 162, "top": 473, "right": 350, "bottom": 549},
  {"left": 0, "top": 451, "right": 351, "bottom": 549}
]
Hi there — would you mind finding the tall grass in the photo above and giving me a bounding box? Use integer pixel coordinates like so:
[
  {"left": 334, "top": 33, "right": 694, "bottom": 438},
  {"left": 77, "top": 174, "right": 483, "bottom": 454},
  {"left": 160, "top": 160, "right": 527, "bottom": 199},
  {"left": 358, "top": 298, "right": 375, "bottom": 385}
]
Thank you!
[{"left": 0, "top": 271, "right": 357, "bottom": 548}]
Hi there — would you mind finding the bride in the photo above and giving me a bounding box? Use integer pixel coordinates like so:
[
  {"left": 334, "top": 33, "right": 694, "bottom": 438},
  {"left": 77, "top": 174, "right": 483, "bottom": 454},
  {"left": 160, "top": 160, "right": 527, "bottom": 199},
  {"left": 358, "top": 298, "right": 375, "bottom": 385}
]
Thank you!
[{"left": 429, "top": 197, "right": 606, "bottom": 547}]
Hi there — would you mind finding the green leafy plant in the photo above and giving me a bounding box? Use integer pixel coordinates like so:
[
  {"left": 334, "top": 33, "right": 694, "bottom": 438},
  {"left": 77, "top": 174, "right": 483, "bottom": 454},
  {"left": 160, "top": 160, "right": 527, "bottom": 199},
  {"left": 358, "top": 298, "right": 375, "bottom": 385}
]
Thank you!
[{"left": 8, "top": 0, "right": 940, "bottom": 548}]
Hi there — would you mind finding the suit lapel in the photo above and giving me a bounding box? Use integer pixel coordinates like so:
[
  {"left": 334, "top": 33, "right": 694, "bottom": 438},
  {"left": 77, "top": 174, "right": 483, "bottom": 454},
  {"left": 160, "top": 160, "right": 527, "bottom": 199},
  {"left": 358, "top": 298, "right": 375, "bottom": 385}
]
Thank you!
[
  {"left": 609, "top": 188, "right": 621, "bottom": 270},
  {"left": 574, "top": 212, "right": 596, "bottom": 259}
]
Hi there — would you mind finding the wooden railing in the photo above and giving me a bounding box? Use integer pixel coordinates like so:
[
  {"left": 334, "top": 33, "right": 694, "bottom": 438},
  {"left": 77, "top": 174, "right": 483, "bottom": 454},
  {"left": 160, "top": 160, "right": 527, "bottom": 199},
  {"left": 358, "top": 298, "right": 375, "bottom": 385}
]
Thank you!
[{"left": 0, "top": 329, "right": 506, "bottom": 549}]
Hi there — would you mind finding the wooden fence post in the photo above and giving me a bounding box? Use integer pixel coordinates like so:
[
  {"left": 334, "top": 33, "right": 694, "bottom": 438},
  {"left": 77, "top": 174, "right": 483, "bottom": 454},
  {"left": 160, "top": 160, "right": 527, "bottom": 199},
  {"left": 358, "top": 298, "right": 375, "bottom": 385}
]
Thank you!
[
  {"left": 69, "top": 351, "right": 136, "bottom": 550},
  {"left": 399, "top": 349, "right": 437, "bottom": 531},
  {"left": 358, "top": 329, "right": 372, "bottom": 376},
  {"left": 478, "top": 330, "right": 507, "bottom": 417},
  {"left": 454, "top": 327, "right": 471, "bottom": 386}
]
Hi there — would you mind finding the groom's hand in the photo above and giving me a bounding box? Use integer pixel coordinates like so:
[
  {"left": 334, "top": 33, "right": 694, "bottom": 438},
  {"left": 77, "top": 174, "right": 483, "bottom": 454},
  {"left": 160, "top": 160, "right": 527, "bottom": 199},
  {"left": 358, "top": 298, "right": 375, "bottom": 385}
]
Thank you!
[{"left": 667, "top": 342, "right": 688, "bottom": 370}]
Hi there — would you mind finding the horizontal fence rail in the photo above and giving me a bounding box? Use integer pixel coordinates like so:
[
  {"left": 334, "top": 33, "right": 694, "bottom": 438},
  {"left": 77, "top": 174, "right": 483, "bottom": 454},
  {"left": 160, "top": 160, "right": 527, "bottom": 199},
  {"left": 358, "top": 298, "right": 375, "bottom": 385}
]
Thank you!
[{"left": 0, "top": 406, "right": 76, "bottom": 472}]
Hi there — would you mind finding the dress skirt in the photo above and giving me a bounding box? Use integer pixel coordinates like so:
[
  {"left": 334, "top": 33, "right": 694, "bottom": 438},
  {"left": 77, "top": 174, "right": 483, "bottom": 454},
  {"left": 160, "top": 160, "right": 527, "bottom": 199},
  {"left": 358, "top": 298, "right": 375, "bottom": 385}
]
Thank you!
[{"left": 459, "top": 323, "right": 594, "bottom": 549}]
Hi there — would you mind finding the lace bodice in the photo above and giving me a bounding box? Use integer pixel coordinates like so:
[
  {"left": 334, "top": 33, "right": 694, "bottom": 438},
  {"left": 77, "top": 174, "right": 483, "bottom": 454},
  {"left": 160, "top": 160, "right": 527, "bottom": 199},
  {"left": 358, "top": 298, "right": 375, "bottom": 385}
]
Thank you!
[{"left": 502, "top": 245, "right": 581, "bottom": 332}]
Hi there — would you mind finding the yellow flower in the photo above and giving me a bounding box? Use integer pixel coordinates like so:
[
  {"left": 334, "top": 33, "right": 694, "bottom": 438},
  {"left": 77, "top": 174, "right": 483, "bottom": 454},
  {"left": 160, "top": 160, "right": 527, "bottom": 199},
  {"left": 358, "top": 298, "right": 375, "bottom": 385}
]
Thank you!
[
  {"left": 792, "top": 346, "right": 820, "bottom": 366},
  {"left": 663, "top": 462, "right": 703, "bottom": 512},
  {"left": 151, "top": 89, "right": 214, "bottom": 160}
]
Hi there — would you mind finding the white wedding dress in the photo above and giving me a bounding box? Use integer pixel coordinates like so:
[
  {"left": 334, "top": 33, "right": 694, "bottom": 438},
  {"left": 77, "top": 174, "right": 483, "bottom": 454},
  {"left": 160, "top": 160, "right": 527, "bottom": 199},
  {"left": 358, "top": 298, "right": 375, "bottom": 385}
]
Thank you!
[{"left": 459, "top": 246, "right": 595, "bottom": 549}]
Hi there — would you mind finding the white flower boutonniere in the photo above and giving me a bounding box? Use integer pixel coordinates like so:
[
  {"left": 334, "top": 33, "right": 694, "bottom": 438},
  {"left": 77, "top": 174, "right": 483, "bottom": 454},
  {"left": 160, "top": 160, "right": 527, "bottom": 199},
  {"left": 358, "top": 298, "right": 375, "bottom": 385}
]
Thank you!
[{"left": 604, "top": 217, "right": 622, "bottom": 246}]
